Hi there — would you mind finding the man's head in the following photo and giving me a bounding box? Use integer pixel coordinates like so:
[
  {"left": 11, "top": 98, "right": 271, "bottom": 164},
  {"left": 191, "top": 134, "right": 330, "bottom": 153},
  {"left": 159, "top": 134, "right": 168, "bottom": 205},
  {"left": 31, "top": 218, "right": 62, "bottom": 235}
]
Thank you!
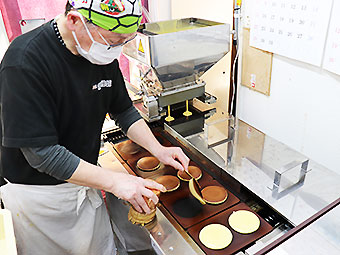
[
  {"left": 67, "top": 0, "right": 143, "bottom": 33},
  {"left": 62, "top": 0, "right": 142, "bottom": 64}
]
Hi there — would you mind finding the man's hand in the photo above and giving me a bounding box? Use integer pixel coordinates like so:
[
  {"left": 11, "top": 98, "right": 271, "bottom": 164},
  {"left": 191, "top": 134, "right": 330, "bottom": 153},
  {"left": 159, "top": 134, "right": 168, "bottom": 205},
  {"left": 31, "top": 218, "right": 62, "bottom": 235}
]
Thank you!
[
  {"left": 110, "top": 173, "right": 166, "bottom": 214},
  {"left": 153, "top": 146, "right": 189, "bottom": 172},
  {"left": 67, "top": 159, "right": 166, "bottom": 214},
  {"left": 126, "top": 120, "right": 190, "bottom": 172}
]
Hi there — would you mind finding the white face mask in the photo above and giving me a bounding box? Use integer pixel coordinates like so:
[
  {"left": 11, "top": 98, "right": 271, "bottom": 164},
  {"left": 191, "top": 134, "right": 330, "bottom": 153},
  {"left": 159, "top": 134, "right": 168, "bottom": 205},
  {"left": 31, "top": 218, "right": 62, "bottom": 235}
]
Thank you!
[{"left": 72, "top": 14, "right": 122, "bottom": 65}]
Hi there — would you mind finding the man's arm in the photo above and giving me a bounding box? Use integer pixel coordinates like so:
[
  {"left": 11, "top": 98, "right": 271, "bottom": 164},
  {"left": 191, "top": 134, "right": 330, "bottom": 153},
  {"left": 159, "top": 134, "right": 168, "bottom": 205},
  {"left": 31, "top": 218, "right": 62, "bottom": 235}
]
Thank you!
[
  {"left": 21, "top": 145, "right": 80, "bottom": 180},
  {"left": 67, "top": 159, "right": 164, "bottom": 213},
  {"left": 126, "top": 119, "right": 190, "bottom": 172},
  {"left": 21, "top": 145, "right": 165, "bottom": 213}
]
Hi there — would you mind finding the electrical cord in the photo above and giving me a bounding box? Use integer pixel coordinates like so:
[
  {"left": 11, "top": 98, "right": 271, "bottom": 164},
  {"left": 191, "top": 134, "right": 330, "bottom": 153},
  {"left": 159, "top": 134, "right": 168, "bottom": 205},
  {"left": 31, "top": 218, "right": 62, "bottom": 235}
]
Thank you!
[
  {"left": 230, "top": 44, "right": 240, "bottom": 116},
  {"left": 230, "top": 1, "right": 242, "bottom": 116}
]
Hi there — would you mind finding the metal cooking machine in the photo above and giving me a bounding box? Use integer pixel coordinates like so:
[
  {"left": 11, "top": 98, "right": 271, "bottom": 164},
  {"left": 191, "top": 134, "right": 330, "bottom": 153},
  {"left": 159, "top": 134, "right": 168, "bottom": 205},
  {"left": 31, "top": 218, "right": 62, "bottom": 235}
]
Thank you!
[{"left": 122, "top": 18, "right": 229, "bottom": 130}]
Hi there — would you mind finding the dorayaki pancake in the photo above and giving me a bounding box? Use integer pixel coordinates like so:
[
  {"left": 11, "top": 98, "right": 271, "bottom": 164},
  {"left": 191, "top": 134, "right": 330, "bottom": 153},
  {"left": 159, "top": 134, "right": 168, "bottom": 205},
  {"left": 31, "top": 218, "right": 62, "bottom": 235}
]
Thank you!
[
  {"left": 120, "top": 140, "right": 141, "bottom": 154},
  {"left": 129, "top": 189, "right": 160, "bottom": 225},
  {"left": 137, "top": 157, "right": 160, "bottom": 171},
  {"left": 199, "top": 224, "right": 233, "bottom": 250},
  {"left": 188, "top": 178, "right": 206, "bottom": 205},
  {"left": 155, "top": 175, "right": 180, "bottom": 192},
  {"left": 201, "top": 186, "right": 228, "bottom": 205},
  {"left": 144, "top": 188, "right": 161, "bottom": 210},
  {"left": 177, "top": 166, "right": 202, "bottom": 181},
  {"left": 228, "top": 210, "right": 260, "bottom": 234}
]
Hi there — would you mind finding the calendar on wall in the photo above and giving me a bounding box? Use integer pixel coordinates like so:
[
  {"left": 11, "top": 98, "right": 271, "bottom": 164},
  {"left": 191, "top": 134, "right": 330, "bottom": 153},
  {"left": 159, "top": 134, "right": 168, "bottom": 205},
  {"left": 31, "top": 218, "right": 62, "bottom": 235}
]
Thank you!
[
  {"left": 323, "top": 0, "right": 340, "bottom": 76},
  {"left": 249, "top": 0, "right": 333, "bottom": 66}
]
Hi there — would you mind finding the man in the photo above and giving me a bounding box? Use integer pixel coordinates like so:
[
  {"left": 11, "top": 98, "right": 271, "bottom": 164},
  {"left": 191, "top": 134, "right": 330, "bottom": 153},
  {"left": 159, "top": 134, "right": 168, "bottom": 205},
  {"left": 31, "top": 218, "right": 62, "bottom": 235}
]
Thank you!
[{"left": 0, "top": 0, "right": 189, "bottom": 254}]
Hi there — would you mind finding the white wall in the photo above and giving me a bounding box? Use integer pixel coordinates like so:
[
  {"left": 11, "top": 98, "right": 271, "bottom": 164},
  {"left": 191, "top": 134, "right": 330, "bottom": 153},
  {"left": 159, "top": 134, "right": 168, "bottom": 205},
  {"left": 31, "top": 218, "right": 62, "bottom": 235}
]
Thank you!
[
  {"left": 0, "top": 10, "right": 9, "bottom": 61},
  {"left": 148, "top": 0, "right": 172, "bottom": 22},
  {"left": 237, "top": 2, "right": 340, "bottom": 173}
]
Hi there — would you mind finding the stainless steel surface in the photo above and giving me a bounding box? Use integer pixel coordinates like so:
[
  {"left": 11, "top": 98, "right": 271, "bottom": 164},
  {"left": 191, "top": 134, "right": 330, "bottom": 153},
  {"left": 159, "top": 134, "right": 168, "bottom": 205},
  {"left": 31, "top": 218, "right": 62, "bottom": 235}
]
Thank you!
[
  {"left": 165, "top": 109, "right": 235, "bottom": 169},
  {"left": 245, "top": 224, "right": 290, "bottom": 255},
  {"left": 234, "top": 133, "right": 340, "bottom": 226},
  {"left": 124, "top": 18, "right": 230, "bottom": 89},
  {"left": 268, "top": 204, "right": 340, "bottom": 255},
  {"left": 148, "top": 209, "right": 204, "bottom": 255},
  {"left": 165, "top": 117, "right": 340, "bottom": 227},
  {"left": 157, "top": 81, "right": 205, "bottom": 107},
  {"left": 141, "top": 95, "right": 161, "bottom": 122},
  {"left": 269, "top": 159, "right": 309, "bottom": 199}
]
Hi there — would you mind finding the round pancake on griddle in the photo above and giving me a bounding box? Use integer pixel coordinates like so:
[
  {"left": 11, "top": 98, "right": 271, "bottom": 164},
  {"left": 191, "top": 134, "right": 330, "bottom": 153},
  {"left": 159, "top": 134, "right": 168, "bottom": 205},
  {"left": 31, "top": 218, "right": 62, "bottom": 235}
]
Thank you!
[
  {"left": 228, "top": 210, "right": 260, "bottom": 234},
  {"left": 120, "top": 140, "right": 141, "bottom": 155},
  {"left": 199, "top": 224, "right": 233, "bottom": 250},
  {"left": 177, "top": 166, "right": 202, "bottom": 181},
  {"left": 137, "top": 156, "right": 160, "bottom": 171},
  {"left": 201, "top": 186, "right": 228, "bottom": 205},
  {"left": 188, "top": 178, "right": 206, "bottom": 205},
  {"left": 155, "top": 175, "right": 180, "bottom": 192}
]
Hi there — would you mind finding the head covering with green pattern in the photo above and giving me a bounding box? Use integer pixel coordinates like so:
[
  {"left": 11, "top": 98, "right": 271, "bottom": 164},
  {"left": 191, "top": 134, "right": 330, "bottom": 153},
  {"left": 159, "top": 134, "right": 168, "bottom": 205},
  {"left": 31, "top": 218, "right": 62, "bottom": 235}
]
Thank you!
[{"left": 69, "top": 0, "right": 142, "bottom": 33}]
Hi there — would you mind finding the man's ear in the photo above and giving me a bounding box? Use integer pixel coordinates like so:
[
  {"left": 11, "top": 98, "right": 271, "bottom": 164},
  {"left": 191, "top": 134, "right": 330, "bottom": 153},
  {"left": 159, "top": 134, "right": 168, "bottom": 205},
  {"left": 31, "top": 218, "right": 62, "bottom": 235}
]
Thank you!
[{"left": 65, "top": 11, "right": 82, "bottom": 31}]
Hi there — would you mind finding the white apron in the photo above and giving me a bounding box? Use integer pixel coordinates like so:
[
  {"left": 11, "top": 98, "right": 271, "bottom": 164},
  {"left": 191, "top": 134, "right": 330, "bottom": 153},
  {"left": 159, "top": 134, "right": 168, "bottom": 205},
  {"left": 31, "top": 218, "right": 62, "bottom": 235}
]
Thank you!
[{"left": 0, "top": 182, "right": 116, "bottom": 255}]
